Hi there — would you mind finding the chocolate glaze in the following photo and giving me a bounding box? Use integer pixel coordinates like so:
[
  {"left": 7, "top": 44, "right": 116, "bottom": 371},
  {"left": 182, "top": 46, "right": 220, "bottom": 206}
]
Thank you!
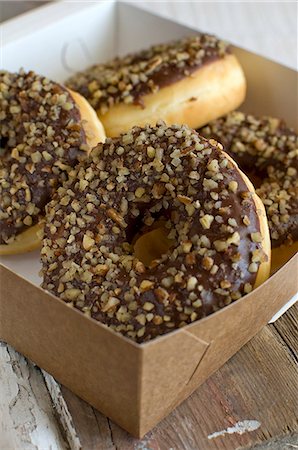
[
  {"left": 66, "top": 34, "right": 230, "bottom": 114},
  {"left": 42, "top": 123, "right": 266, "bottom": 343},
  {"left": 0, "top": 70, "right": 87, "bottom": 245},
  {"left": 199, "top": 112, "right": 298, "bottom": 247}
]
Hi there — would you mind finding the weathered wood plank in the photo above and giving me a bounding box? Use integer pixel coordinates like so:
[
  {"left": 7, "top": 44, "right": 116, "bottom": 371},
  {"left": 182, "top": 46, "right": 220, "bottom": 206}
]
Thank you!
[
  {"left": 107, "top": 322, "right": 298, "bottom": 450},
  {"left": 273, "top": 302, "right": 298, "bottom": 362},
  {"left": 250, "top": 433, "right": 298, "bottom": 449},
  {"left": 55, "top": 305, "right": 297, "bottom": 450},
  {"left": 42, "top": 372, "right": 81, "bottom": 450},
  {"left": 59, "top": 385, "right": 115, "bottom": 450},
  {"left": 0, "top": 343, "right": 66, "bottom": 450}
]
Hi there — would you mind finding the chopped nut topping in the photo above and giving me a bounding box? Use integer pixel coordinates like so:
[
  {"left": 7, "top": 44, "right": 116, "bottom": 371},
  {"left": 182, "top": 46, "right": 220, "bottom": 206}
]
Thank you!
[
  {"left": 41, "top": 122, "right": 263, "bottom": 343},
  {"left": 0, "top": 69, "right": 86, "bottom": 245},
  {"left": 67, "top": 35, "right": 230, "bottom": 115},
  {"left": 199, "top": 111, "right": 298, "bottom": 247}
]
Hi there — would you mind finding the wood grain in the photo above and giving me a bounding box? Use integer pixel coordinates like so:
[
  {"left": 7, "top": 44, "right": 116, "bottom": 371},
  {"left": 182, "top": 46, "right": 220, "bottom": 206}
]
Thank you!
[
  {"left": 48, "top": 305, "right": 298, "bottom": 450},
  {"left": 59, "top": 386, "right": 115, "bottom": 450},
  {"left": 273, "top": 302, "right": 298, "bottom": 362},
  {"left": 0, "top": 343, "right": 66, "bottom": 450}
]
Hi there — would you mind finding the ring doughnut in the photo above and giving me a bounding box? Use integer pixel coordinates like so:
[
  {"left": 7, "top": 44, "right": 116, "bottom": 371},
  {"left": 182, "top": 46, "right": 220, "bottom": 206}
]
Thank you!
[
  {"left": 66, "top": 34, "right": 246, "bottom": 137},
  {"left": 199, "top": 111, "right": 298, "bottom": 271},
  {"left": 0, "top": 70, "right": 105, "bottom": 255},
  {"left": 41, "top": 122, "right": 270, "bottom": 343}
]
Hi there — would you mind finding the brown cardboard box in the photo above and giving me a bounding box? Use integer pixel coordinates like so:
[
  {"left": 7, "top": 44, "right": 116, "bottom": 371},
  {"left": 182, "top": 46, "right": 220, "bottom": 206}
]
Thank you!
[{"left": 1, "top": 1, "right": 297, "bottom": 437}]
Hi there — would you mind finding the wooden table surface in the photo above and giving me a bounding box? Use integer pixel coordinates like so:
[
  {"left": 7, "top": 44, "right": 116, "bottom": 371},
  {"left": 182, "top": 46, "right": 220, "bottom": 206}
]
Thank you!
[
  {"left": 1, "top": 304, "right": 297, "bottom": 449},
  {"left": 1, "top": 2, "right": 297, "bottom": 449}
]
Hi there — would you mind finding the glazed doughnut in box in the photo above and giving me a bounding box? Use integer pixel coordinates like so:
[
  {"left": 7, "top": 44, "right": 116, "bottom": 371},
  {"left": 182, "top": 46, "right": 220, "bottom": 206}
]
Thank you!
[{"left": 1, "top": 1, "right": 297, "bottom": 437}]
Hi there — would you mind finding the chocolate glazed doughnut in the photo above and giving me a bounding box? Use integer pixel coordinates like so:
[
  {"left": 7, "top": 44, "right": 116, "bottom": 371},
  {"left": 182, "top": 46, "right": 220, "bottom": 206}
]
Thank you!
[
  {"left": 41, "top": 122, "right": 270, "bottom": 343},
  {"left": 199, "top": 111, "right": 298, "bottom": 271},
  {"left": 66, "top": 34, "right": 246, "bottom": 137},
  {"left": 0, "top": 70, "right": 105, "bottom": 255}
]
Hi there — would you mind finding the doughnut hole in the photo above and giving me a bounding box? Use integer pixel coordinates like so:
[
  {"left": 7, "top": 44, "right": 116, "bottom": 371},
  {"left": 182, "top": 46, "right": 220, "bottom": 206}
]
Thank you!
[{"left": 132, "top": 218, "right": 176, "bottom": 267}]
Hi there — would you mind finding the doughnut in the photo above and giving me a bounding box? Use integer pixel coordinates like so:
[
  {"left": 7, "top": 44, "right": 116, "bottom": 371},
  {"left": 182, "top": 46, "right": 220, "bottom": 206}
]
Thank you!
[
  {"left": 66, "top": 34, "right": 246, "bottom": 137},
  {"left": 41, "top": 122, "right": 270, "bottom": 343},
  {"left": 0, "top": 69, "right": 105, "bottom": 255},
  {"left": 198, "top": 111, "right": 298, "bottom": 270}
]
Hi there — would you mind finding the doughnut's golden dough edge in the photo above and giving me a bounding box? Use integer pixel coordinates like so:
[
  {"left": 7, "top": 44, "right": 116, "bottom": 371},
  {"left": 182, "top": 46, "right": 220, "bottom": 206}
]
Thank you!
[
  {"left": 222, "top": 151, "right": 271, "bottom": 289},
  {"left": 99, "top": 54, "right": 246, "bottom": 137},
  {"left": 68, "top": 88, "right": 106, "bottom": 150},
  {"left": 0, "top": 89, "right": 106, "bottom": 256},
  {"left": 0, "top": 222, "right": 43, "bottom": 255}
]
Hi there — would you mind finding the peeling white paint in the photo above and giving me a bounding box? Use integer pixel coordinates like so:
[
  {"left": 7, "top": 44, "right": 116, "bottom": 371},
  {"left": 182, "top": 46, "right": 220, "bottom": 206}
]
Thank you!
[
  {"left": 208, "top": 420, "right": 261, "bottom": 440},
  {"left": 42, "top": 371, "right": 81, "bottom": 450},
  {"left": 0, "top": 343, "right": 66, "bottom": 450}
]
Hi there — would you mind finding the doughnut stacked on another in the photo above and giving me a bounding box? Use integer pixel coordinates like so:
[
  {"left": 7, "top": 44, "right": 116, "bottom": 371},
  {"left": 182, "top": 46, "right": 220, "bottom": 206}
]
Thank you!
[
  {"left": 66, "top": 34, "right": 246, "bottom": 137},
  {"left": 0, "top": 69, "right": 105, "bottom": 255},
  {"left": 198, "top": 112, "right": 298, "bottom": 270},
  {"left": 41, "top": 122, "right": 270, "bottom": 343}
]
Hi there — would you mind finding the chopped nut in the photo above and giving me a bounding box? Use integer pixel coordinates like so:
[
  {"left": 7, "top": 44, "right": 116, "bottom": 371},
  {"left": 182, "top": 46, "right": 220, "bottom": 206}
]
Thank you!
[
  {"left": 214, "top": 240, "right": 228, "bottom": 252},
  {"left": 251, "top": 232, "right": 262, "bottom": 243},
  {"left": 161, "top": 277, "right": 173, "bottom": 288},
  {"left": 153, "top": 315, "right": 163, "bottom": 325},
  {"left": 139, "top": 280, "right": 154, "bottom": 292},
  {"left": 94, "top": 264, "right": 109, "bottom": 276},
  {"left": 248, "top": 262, "right": 258, "bottom": 273},
  {"left": 107, "top": 208, "right": 127, "bottom": 228},
  {"left": 83, "top": 234, "right": 95, "bottom": 251},
  {"left": 135, "top": 187, "right": 146, "bottom": 198},
  {"left": 202, "top": 256, "right": 214, "bottom": 271},
  {"left": 143, "top": 302, "right": 155, "bottom": 311},
  {"left": 193, "top": 299, "right": 202, "bottom": 308},
  {"left": 136, "top": 314, "right": 146, "bottom": 325},
  {"left": 155, "top": 287, "right": 169, "bottom": 302},
  {"left": 227, "top": 232, "right": 240, "bottom": 246},
  {"left": 147, "top": 146, "right": 156, "bottom": 158},
  {"left": 102, "top": 297, "right": 120, "bottom": 312},
  {"left": 182, "top": 241, "right": 192, "bottom": 253},
  {"left": 207, "top": 159, "right": 219, "bottom": 172},
  {"left": 64, "top": 288, "right": 81, "bottom": 301},
  {"left": 177, "top": 194, "right": 192, "bottom": 205},
  {"left": 79, "top": 179, "right": 89, "bottom": 191},
  {"left": 220, "top": 280, "right": 231, "bottom": 289},
  {"left": 187, "top": 276, "right": 197, "bottom": 291},
  {"left": 200, "top": 214, "right": 214, "bottom": 229},
  {"left": 244, "top": 283, "right": 253, "bottom": 294},
  {"left": 23, "top": 215, "right": 33, "bottom": 226},
  {"left": 228, "top": 181, "right": 238, "bottom": 193},
  {"left": 135, "top": 261, "right": 146, "bottom": 274},
  {"left": 243, "top": 215, "right": 250, "bottom": 226}
]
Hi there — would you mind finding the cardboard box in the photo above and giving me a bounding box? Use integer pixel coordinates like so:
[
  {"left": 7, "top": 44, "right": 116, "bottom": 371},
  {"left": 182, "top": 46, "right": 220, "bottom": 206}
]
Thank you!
[{"left": 1, "top": 1, "right": 297, "bottom": 437}]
